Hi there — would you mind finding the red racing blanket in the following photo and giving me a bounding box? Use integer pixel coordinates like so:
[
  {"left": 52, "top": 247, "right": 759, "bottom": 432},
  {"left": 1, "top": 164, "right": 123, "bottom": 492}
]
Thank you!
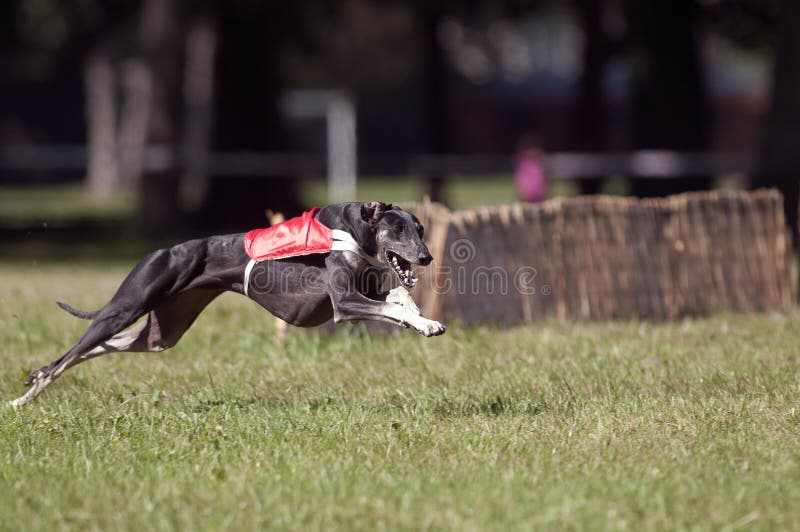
[
  {"left": 242, "top": 207, "right": 381, "bottom": 296},
  {"left": 244, "top": 207, "right": 378, "bottom": 263},
  {"left": 244, "top": 207, "right": 333, "bottom": 261}
]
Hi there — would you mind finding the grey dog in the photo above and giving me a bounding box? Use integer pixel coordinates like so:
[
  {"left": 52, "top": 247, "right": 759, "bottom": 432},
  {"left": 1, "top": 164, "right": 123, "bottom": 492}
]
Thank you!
[{"left": 11, "top": 201, "right": 446, "bottom": 407}]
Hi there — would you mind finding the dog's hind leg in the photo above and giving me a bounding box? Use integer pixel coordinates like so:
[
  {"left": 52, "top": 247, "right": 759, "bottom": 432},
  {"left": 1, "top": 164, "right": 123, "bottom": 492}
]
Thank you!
[
  {"left": 10, "top": 304, "right": 149, "bottom": 407},
  {"left": 11, "top": 288, "right": 223, "bottom": 407},
  {"left": 66, "top": 289, "right": 223, "bottom": 364},
  {"left": 10, "top": 238, "right": 239, "bottom": 407}
]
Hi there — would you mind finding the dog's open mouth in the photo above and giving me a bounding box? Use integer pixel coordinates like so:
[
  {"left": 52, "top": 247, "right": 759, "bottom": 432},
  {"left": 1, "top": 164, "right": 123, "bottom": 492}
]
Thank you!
[{"left": 386, "top": 251, "right": 417, "bottom": 288}]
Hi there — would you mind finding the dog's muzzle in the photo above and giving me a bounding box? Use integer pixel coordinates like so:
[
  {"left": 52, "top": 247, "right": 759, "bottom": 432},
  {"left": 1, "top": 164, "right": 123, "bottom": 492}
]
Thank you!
[{"left": 386, "top": 251, "right": 418, "bottom": 288}]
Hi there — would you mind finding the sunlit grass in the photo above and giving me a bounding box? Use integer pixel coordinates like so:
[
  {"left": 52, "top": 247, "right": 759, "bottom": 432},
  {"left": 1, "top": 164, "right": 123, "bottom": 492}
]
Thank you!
[
  {"left": 300, "top": 174, "right": 581, "bottom": 210},
  {"left": 2, "top": 173, "right": 746, "bottom": 225},
  {"left": 0, "top": 184, "right": 136, "bottom": 222},
  {"left": 1, "top": 263, "right": 800, "bottom": 530}
]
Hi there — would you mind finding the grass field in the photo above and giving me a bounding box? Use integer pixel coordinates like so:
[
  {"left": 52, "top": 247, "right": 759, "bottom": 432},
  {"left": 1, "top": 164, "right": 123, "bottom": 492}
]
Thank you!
[
  {"left": 1, "top": 176, "right": 581, "bottom": 224},
  {"left": 1, "top": 178, "right": 555, "bottom": 264},
  {"left": 2, "top": 262, "right": 800, "bottom": 530}
]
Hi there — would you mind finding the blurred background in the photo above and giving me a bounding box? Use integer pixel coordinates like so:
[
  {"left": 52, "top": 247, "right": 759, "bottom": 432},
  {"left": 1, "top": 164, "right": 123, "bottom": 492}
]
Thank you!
[{"left": 1, "top": 0, "right": 797, "bottom": 260}]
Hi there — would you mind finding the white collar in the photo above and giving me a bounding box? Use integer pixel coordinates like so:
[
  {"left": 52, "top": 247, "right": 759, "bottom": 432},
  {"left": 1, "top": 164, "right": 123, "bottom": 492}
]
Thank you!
[{"left": 330, "top": 229, "right": 384, "bottom": 267}]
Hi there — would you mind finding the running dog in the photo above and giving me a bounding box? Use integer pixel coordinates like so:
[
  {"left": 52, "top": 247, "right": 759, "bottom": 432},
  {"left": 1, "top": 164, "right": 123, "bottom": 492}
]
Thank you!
[{"left": 11, "top": 201, "right": 445, "bottom": 407}]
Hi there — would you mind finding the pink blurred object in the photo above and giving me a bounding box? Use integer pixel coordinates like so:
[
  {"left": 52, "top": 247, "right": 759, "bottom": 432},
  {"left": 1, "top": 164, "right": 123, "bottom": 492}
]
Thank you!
[{"left": 514, "top": 147, "right": 547, "bottom": 203}]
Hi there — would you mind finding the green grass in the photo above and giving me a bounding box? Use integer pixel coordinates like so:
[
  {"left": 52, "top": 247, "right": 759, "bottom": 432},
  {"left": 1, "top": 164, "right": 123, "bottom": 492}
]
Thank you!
[
  {"left": 301, "top": 175, "right": 581, "bottom": 210},
  {"left": 0, "top": 173, "right": 740, "bottom": 224},
  {"left": 1, "top": 178, "right": 563, "bottom": 263},
  {"left": 2, "top": 263, "right": 800, "bottom": 530},
  {"left": 0, "top": 184, "right": 136, "bottom": 223},
  {"left": 4, "top": 177, "right": 534, "bottom": 225}
]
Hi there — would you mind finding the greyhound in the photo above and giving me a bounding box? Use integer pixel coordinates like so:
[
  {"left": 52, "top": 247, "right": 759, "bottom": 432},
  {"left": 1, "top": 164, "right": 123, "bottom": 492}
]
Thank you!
[{"left": 11, "top": 201, "right": 446, "bottom": 407}]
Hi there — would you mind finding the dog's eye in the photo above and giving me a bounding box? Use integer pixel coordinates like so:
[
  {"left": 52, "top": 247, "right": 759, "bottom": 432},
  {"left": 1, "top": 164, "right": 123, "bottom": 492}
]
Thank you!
[
  {"left": 394, "top": 224, "right": 405, "bottom": 233},
  {"left": 417, "top": 225, "right": 424, "bottom": 237}
]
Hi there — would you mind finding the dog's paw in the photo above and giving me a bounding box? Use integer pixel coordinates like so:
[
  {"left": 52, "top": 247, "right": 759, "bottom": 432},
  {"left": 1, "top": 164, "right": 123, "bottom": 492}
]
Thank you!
[
  {"left": 24, "top": 366, "right": 47, "bottom": 386},
  {"left": 416, "top": 319, "right": 446, "bottom": 337}
]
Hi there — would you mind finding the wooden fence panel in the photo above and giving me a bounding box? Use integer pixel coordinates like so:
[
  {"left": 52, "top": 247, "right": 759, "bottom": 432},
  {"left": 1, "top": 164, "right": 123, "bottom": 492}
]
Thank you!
[{"left": 403, "top": 189, "right": 791, "bottom": 325}]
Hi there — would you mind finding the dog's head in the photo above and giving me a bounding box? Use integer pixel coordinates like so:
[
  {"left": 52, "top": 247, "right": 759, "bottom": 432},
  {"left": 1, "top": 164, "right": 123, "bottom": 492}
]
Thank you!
[{"left": 358, "top": 201, "right": 432, "bottom": 288}]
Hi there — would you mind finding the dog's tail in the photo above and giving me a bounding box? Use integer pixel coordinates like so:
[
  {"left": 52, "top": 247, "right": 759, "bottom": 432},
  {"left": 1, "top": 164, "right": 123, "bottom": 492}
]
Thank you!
[{"left": 56, "top": 301, "right": 100, "bottom": 320}]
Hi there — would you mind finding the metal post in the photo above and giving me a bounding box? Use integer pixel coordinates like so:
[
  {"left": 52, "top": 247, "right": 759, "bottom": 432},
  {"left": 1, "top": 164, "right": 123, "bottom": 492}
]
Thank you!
[
  {"left": 281, "top": 89, "right": 358, "bottom": 204},
  {"left": 326, "top": 92, "right": 357, "bottom": 203}
]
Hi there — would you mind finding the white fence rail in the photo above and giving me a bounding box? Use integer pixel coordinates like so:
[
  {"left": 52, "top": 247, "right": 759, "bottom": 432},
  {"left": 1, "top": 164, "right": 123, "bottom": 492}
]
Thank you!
[{"left": 0, "top": 145, "right": 756, "bottom": 180}]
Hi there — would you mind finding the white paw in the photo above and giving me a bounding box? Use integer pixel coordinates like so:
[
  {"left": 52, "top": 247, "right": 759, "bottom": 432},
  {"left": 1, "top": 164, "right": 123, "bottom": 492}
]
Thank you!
[
  {"left": 386, "top": 286, "right": 420, "bottom": 312},
  {"left": 416, "top": 319, "right": 447, "bottom": 337}
]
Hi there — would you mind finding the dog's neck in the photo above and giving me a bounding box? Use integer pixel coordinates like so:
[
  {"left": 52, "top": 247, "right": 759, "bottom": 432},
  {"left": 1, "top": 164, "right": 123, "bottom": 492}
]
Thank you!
[
  {"left": 330, "top": 230, "right": 383, "bottom": 267},
  {"left": 317, "top": 203, "right": 382, "bottom": 260}
]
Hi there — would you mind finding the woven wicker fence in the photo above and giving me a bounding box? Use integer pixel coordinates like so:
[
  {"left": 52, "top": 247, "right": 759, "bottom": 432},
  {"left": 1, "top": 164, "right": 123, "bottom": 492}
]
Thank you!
[{"left": 402, "top": 189, "right": 792, "bottom": 324}]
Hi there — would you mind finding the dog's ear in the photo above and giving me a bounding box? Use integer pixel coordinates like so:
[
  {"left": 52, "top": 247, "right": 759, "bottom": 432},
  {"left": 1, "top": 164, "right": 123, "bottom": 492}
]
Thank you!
[{"left": 360, "top": 201, "right": 389, "bottom": 224}]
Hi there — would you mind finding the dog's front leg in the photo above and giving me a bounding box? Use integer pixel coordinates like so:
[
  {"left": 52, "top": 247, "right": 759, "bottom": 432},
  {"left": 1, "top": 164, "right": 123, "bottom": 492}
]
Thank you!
[
  {"left": 325, "top": 254, "right": 445, "bottom": 336},
  {"left": 330, "top": 288, "right": 446, "bottom": 337},
  {"left": 385, "top": 286, "right": 420, "bottom": 312},
  {"left": 334, "top": 294, "right": 446, "bottom": 336}
]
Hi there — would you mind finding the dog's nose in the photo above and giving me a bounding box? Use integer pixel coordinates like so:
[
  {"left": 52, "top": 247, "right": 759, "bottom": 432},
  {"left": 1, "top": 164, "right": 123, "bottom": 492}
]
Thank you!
[{"left": 418, "top": 252, "right": 433, "bottom": 266}]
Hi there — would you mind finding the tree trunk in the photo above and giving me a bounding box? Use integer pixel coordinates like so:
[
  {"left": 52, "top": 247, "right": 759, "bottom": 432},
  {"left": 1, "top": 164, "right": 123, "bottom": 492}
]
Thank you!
[
  {"left": 628, "top": 0, "right": 710, "bottom": 197},
  {"left": 84, "top": 49, "right": 118, "bottom": 198},
  {"left": 422, "top": 9, "right": 447, "bottom": 204},
  {"left": 202, "top": 3, "right": 302, "bottom": 230},
  {"left": 137, "top": 0, "right": 183, "bottom": 236},
  {"left": 576, "top": 0, "right": 607, "bottom": 195},
  {"left": 117, "top": 58, "right": 152, "bottom": 189},
  {"left": 180, "top": 17, "right": 217, "bottom": 211},
  {"left": 757, "top": 0, "right": 800, "bottom": 239}
]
